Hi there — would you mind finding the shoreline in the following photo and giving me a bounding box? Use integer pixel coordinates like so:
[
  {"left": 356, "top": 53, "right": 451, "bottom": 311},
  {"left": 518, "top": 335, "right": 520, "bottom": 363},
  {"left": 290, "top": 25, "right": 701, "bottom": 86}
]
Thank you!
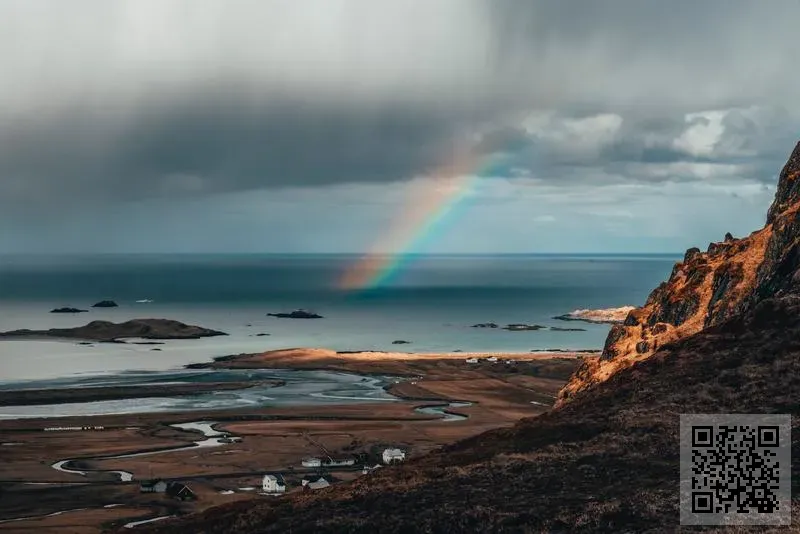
[{"left": 0, "top": 380, "right": 284, "bottom": 407}]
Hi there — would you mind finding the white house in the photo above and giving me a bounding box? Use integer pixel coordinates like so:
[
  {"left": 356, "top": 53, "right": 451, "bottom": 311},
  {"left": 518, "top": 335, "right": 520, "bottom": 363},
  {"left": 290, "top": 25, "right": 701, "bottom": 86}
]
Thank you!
[
  {"left": 382, "top": 448, "right": 406, "bottom": 464},
  {"left": 262, "top": 474, "right": 286, "bottom": 494},
  {"left": 301, "top": 477, "right": 330, "bottom": 490},
  {"left": 301, "top": 457, "right": 322, "bottom": 468},
  {"left": 465, "top": 357, "right": 479, "bottom": 364},
  {"left": 486, "top": 356, "right": 498, "bottom": 363}
]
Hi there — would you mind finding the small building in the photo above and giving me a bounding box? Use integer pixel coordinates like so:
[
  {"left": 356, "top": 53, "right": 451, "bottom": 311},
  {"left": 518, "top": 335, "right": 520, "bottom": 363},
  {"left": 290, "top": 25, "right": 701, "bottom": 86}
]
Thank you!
[
  {"left": 362, "top": 463, "right": 383, "bottom": 475},
  {"left": 301, "top": 457, "right": 322, "bottom": 468},
  {"left": 382, "top": 448, "right": 406, "bottom": 464},
  {"left": 301, "top": 476, "right": 330, "bottom": 491},
  {"left": 166, "top": 482, "right": 197, "bottom": 501},
  {"left": 262, "top": 474, "right": 286, "bottom": 494},
  {"left": 322, "top": 457, "right": 356, "bottom": 467},
  {"left": 139, "top": 479, "right": 168, "bottom": 493},
  {"left": 486, "top": 356, "right": 498, "bottom": 363},
  {"left": 465, "top": 357, "right": 479, "bottom": 364}
]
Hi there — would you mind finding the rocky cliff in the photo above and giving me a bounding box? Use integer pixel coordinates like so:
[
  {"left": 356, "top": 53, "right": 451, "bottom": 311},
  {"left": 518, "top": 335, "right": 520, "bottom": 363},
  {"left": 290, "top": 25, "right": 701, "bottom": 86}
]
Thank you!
[{"left": 557, "top": 140, "right": 800, "bottom": 405}]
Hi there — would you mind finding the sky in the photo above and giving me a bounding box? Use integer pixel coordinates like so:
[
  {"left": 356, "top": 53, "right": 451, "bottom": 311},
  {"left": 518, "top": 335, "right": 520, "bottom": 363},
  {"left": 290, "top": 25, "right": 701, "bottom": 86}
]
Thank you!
[{"left": 1, "top": 0, "right": 798, "bottom": 254}]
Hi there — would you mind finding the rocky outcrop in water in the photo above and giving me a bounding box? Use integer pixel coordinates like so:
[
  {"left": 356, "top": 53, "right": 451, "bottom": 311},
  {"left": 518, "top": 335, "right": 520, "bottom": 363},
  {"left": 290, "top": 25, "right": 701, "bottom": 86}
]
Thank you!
[
  {"left": 267, "top": 309, "right": 323, "bottom": 319},
  {"left": 91, "top": 300, "right": 118, "bottom": 308},
  {"left": 502, "top": 323, "right": 546, "bottom": 331},
  {"left": 557, "top": 140, "right": 800, "bottom": 406},
  {"left": 50, "top": 307, "right": 88, "bottom": 314},
  {"left": 552, "top": 306, "right": 636, "bottom": 324},
  {"left": 0, "top": 319, "right": 227, "bottom": 342}
]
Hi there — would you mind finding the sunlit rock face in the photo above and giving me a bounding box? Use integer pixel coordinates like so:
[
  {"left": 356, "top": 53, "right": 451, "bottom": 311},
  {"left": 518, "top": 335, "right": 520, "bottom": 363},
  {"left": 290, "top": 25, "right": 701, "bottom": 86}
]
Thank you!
[{"left": 557, "top": 141, "right": 800, "bottom": 406}]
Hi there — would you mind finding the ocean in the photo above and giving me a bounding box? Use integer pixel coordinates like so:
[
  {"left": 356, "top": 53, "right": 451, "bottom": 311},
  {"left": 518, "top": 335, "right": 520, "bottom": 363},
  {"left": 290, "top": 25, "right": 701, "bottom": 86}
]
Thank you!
[{"left": 0, "top": 253, "right": 678, "bottom": 383}]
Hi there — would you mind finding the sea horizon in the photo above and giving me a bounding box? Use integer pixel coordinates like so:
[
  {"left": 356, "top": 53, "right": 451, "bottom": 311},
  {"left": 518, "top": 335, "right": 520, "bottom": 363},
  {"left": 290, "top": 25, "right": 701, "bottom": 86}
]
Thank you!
[{"left": 0, "top": 253, "right": 679, "bottom": 382}]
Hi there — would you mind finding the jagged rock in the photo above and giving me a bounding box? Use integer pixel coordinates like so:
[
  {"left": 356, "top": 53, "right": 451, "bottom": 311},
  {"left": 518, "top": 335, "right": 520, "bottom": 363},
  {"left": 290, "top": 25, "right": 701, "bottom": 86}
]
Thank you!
[
  {"left": 651, "top": 323, "right": 668, "bottom": 335},
  {"left": 724, "top": 232, "right": 734, "bottom": 242},
  {"left": 267, "top": 310, "right": 323, "bottom": 319},
  {"left": 91, "top": 300, "right": 118, "bottom": 308},
  {"left": 623, "top": 311, "right": 640, "bottom": 326},
  {"left": 600, "top": 325, "right": 627, "bottom": 361},
  {"left": 50, "top": 307, "right": 88, "bottom": 314},
  {"left": 635, "top": 341, "right": 649, "bottom": 354},
  {"left": 766, "top": 140, "right": 800, "bottom": 223},
  {"left": 0, "top": 319, "right": 227, "bottom": 342},
  {"left": 704, "top": 262, "right": 744, "bottom": 327},
  {"left": 683, "top": 247, "right": 701, "bottom": 263}
]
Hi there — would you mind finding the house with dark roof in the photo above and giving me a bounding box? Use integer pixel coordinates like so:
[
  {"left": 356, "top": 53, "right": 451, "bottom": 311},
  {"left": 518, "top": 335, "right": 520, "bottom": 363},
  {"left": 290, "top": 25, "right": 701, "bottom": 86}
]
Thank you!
[{"left": 166, "top": 482, "right": 197, "bottom": 501}]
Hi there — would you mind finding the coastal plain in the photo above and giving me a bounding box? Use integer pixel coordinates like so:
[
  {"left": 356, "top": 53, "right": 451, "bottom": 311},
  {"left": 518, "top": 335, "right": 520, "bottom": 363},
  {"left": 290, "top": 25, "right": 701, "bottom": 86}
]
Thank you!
[{"left": 0, "top": 347, "right": 582, "bottom": 532}]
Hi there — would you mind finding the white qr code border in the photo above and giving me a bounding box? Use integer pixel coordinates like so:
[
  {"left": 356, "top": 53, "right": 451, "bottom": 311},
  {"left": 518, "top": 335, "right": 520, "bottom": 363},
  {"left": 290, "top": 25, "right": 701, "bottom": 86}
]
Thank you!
[{"left": 680, "top": 414, "right": 791, "bottom": 526}]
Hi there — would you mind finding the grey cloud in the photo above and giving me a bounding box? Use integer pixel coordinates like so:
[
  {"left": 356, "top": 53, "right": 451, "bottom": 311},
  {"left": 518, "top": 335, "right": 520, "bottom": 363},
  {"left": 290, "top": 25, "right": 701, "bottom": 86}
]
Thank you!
[{"left": 1, "top": 0, "right": 800, "bottom": 219}]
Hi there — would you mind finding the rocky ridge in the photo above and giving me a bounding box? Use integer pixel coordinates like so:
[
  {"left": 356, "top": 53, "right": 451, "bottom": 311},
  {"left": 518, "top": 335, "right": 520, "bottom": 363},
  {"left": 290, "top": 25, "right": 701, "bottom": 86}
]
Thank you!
[{"left": 558, "top": 140, "right": 800, "bottom": 405}]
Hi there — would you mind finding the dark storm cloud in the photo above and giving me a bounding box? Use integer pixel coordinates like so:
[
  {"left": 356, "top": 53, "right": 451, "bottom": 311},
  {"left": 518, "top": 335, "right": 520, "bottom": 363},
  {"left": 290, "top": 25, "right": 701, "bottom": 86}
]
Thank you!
[
  {"left": 0, "top": 94, "right": 490, "bottom": 213},
  {"left": 1, "top": 0, "right": 800, "bottom": 218}
]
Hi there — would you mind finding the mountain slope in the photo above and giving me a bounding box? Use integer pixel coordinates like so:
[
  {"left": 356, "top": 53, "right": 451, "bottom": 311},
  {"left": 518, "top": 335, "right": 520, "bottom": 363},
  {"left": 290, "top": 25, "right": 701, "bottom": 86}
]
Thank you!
[
  {"left": 558, "top": 141, "right": 800, "bottom": 405},
  {"left": 141, "top": 294, "right": 800, "bottom": 533},
  {"left": 141, "top": 142, "right": 800, "bottom": 533}
]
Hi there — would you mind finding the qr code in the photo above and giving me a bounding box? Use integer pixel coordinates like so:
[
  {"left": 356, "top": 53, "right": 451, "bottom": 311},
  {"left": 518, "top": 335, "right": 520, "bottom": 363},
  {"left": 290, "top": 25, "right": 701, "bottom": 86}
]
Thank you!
[{"left": 680, "top": 414, "right": 791, "bottom": 526}]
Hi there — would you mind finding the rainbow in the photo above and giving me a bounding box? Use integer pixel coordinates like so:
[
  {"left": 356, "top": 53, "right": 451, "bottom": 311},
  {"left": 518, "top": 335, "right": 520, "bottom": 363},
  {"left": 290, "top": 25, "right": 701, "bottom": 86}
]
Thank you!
[{"left": 338, "top": 147, "right": 509, "bottom": 291}]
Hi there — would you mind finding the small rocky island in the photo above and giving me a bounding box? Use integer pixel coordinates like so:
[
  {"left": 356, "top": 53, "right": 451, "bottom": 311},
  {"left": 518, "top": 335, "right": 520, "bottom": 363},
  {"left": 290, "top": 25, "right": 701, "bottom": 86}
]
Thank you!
[
  {"left": 50, "top": 307, "right": 88, "bottom": 314},
  {"left": 91, "top": 300, "right": 119, "bottom": 308},
  {"left": 267, "top": 309, "right": 323, "bottom": 319},
  {"left": 552, "top": 306, "right": 635, "bottom": 324},
  {"left": 0, "top": 319, "right": 227, "bottom": 342},
  {"left": 503, "top": 324, "right": 546, "bottom": 331}
]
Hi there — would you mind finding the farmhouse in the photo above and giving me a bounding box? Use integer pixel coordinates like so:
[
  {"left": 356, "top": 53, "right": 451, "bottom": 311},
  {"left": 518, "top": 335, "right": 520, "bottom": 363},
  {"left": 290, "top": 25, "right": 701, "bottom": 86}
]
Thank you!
[
  {"left": 382, "top": 448, "right": 406, "bottom": 464},
  {"left": 301, "top": 457, "right": 322, "bottom": 468},
  {"left": 139, "top": 479, "right": 168, "bottom": 493},
  {"left": 262, "top": 474, "right": 286, "bottom": 494},
  {"left": 301, "top": 476, "right": 330, "bottom": 491}
]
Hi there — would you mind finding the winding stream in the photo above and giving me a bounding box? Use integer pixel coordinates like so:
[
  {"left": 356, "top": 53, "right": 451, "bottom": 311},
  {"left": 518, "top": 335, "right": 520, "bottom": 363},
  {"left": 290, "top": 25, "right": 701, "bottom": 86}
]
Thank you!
[
  {"left": 414, "top": 401, "right": 472, "bottom": 422},
  {"left": 51, "top": 420, "right": 231, "bottom": 481}
]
